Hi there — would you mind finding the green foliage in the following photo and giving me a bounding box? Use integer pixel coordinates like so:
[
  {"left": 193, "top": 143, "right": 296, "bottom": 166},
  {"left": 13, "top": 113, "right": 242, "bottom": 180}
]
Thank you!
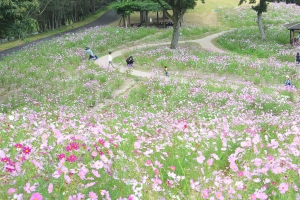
[
  {"left": 0, "top": 0, "right": 39, "bottom": 38},
  {"left": 110, "top": 1, "right": 171, "bottom": 15},
  {"left": 239, "top": 0, "right": 268, "bottom": 13}
]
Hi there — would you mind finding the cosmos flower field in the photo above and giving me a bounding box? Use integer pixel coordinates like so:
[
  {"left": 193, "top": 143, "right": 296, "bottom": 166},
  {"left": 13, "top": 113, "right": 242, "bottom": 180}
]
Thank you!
[{"left": 0, "top": 2, "right": 300, "bottom": 200}]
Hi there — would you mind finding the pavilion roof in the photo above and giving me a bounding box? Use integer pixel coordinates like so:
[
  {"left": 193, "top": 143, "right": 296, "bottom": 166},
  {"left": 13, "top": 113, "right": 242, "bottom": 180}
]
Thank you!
[{"left": 284, "top": 22, "right": 300, "bottom": 30}]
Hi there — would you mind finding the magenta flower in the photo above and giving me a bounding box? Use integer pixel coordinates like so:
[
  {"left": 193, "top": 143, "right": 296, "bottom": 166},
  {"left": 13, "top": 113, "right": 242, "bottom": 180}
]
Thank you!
[
  {"left": 98, "top": 139, "right": 105, "bottom": 146},
  {"left": 30, "top": 192, "right": 43, "bottom": 200},
  {"left": 70, "top": 142, "right": 79, "bottom": 150},
  {"left": 65, "top": 145, "right": 72, "bottom": 152},
  {"left": 278, "top": 182, "right": 288, "bottom": 194},
  {"left": 170, "top": 166, "right": 176, "bottom": 171},
  {"left": 128, "top": 194, "right": 138, "bottom": 200},
  {"left": 237, "top": 171, "right": 244, "bottom": 177},
  {"left": 57, "top": 154, "right": 65, "bottom": 160},
  {"left": 1, "top": 157, "right": 10, "bottom": 163},
  {"left": 66, "top": 155, "right": 77, "bottom": 162},
  {"left": 14, "top": 143, "right": 22, "bottom": 148},
  {"left": 22, "top": 146, "right": 31, "bottom": 154}
]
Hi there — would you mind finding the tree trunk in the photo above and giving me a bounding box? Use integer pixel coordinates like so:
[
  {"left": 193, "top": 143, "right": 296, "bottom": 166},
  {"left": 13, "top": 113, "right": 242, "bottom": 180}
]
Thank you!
[
  {"left": 122, "top": 14, "right": 125, "bottom": 27},
  {"left": 170, "top": 16, "right": 180, "bottom": 49},
  {"left": 128, "top": 15, "right": 131, "bottom": 27},
  {"left": 257, "top": 11, "right": 266, "bottom": 41}
]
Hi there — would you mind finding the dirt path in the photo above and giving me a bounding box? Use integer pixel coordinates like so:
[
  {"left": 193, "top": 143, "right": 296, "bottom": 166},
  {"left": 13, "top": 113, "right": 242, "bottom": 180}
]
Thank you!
[{"left": 93, "top": 31, "right": 299, "bottom": 106}]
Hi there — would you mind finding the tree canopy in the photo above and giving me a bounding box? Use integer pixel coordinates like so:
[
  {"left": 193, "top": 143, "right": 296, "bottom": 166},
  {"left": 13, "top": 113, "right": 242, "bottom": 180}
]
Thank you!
[
  {"left": 153, "top": 0, "right": 203, "bottom": 49},
  {"left": 0, "top": 0, "right": 39, "bottom": 38},
  {"left": 110, "top": 0, "right": 171, "bottom": 15}
]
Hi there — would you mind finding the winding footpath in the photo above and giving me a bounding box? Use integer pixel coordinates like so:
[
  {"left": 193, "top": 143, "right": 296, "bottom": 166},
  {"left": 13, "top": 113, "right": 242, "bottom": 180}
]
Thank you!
[
  {"left": 96, "top": 31, "right": 227, "bottom": 79},
  {"left": 92, "top": 31, "right": 299, "bottom": 111}
]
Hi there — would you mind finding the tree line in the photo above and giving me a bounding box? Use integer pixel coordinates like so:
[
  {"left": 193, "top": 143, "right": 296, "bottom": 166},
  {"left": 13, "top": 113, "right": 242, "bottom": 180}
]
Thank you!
[{"left": 0, "top": 0, "right": 114, "bottom": 39}]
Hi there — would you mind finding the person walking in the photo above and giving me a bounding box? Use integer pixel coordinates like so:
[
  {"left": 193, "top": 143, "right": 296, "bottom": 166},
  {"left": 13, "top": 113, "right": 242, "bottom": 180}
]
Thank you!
[
  {"left": 164, "top": 66, "right": 169, "bottom": 77},
  {"left": 108, "top": 52, "right": 114, "bottom": 68},
  {"left": 296, "top": 52, "right": 300, "bottom": 65}
]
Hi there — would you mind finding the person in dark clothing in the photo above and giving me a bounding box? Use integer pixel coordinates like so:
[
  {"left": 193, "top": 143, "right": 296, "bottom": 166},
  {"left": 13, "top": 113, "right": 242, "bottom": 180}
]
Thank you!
[
  {"left": 285, "top": 75, "right": 292, "bottom": 86},
  {"left": 126, "top": 56, "right": 134, "bottom": 67},
  {"left": 296, "top": 52, "right": 300, "bottom": 64}
]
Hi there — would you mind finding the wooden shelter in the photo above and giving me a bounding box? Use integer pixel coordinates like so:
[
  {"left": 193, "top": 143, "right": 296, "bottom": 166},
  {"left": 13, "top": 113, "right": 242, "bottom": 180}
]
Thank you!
[
  {"left": 111, "top": 1, "right": 172, "bottom": 28},
  {"left": 284, "top": 22, "right": 300, "bottom": 43}
]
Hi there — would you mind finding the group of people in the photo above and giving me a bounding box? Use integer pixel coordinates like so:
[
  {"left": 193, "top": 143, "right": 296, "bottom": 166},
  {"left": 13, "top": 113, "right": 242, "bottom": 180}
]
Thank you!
[
  {"left": 290, "top": 33, "right": 300, "bottom": 46},
  {"left": 85, "top": 47, "right": 170, "bottom": 77}
]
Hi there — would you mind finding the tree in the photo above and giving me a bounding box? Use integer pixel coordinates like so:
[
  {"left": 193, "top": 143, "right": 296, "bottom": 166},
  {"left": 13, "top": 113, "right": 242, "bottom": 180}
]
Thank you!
[
  {"left": 239, "top": 0, "right": 269, "bottom": 41},
  {"left": 0, "top": 0, "right": 39, "bottom": 38},
  {"left": 152, "top": 0, "right": 203, "bottom": 49}
]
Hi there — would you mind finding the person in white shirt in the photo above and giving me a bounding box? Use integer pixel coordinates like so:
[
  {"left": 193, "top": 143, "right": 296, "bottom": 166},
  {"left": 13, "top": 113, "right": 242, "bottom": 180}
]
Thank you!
[{"left": 108, "top": 52, "right": 114, "bottom": 67}]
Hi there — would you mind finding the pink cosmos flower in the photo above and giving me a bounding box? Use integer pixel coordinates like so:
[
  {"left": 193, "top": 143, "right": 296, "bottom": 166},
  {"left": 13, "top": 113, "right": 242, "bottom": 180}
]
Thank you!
[
  {"left": 7, "top": 188, "right": 16, "bottom": 195},
  {"left": 207, "top": 158, "right": 213, "bottom": 166},
  {"left": 48, "top": 183, "right": 53, "bottom": 193},
  {"left": 91, "top": 151, "right": 98, "bottom": 157},
  {"left": 24, "top": 182, "right": 36, "bottom": 193},
  {"left": 92, "top": 161, "right": 103, "bottom": 169},
  {"left": 278, "top": 182, "right": 289, "bottom": 194},
  {"left": 66, "top": 155, "right": 77, "bottom": 162},
  {"left": 68, "top": 194, "right": 85, "bottom": 200},
  {"left": 30, "top": 192, "right": 43, "bottom": 200},
  {"left": 85, "top": 182, "right": 96, "bottom": 188},
  {"left": 13, "top": 194, "right": 23, "bottom": 200},
  {"left": 190, "top": 179, "right": 200, "bottom": 191},
  {"left": 170, "top": 166, "right": 176, "bottom": 171},
  {"left": 216, "top": 191, "right": 224, "bottom": 200},
  {"left": 22, "top": 147, "right": 31, "bottom": 154},
  {"left": 128, "top": 194, "right": 138, "bottom": 200},
  {"left": 152, "top": 177, "right": 162, "bottom": 185},
  {"left": 89, "top": 191, "right": 98, "bottom": 200},
  {"left": 202, "top": 189, "right": 209, "bottom": 199},
  {"left": 145, "top": 160, "right": 152, "bottom": 166},
  {"left": 250, "top": 194, "right": 256, "bottom": 200},
  {"left": 196, "top": 155, "right": 205, "bottom": 164},
  {"left": 92, "top": 170, "right": 100, "bottom": 178}
]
